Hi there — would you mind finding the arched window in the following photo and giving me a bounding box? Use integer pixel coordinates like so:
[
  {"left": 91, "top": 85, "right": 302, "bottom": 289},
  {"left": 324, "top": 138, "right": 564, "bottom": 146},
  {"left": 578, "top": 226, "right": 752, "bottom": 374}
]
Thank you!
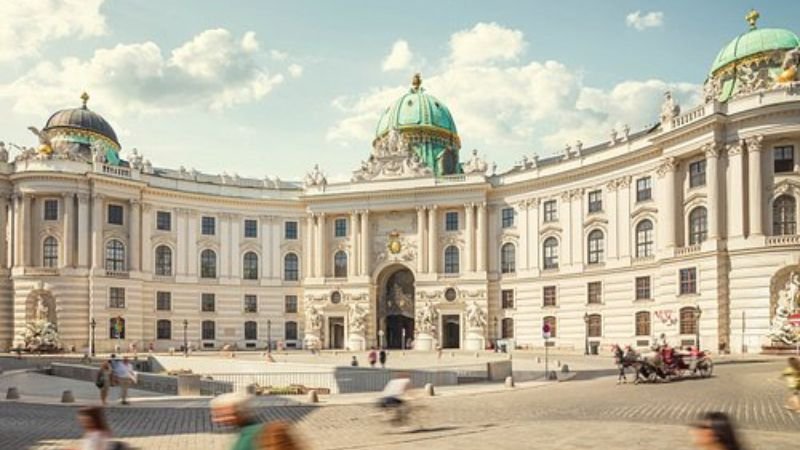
[
  {"left": 587, "top": 314, "right": 602, "bottom": 338},
  {"left": 688, "top": 207, "right": 708, "bottom": 245},
  {"left": 284, "top": 253, "right": 299, "bottom": 281},
  {"left": 635, "top": 311, "right": 651, "bottom": 337},
  {"left": 244, "top": 321, "right": 257, "bottom": 340},
  {"left": 500, "top": 243, "right": 516, "bottom": 274},
  {"left": 773, "top": 195, "right": 797, "bottom": 235},
  {"left": 501, "top": 318, "right": 514, "bottom": 339},
  {"left": 242, "top": 252, "right": 259, "bottom": 280},
  {"left": 156, "top": 319, "right": 171, "bottom": 340},
  {"left": 635, "top": 220, "right": 654, "bottom": 257},
  {"left": 680, "top": 307, "right": 699, "bottom": 335},
  {"left": 444, "top": 246, "right": 460, "bottom": 274},
  {"left": 334, "top": 251, "right": 348, "bottom": 278},
  {"left": 105, "top": 239, "right": 125, "bottom": 271},
  {"left": 543, "top": 237, "right": 559, "bottom": 269},
  {"left": 285, "top": 321, "right": 298, "bottom": 340},
  {"left": 200, "top": 249, "right": 217, "bottom": 278},
  {"left": 109, "top": 317, "right": 125, "bottom": 339},
  {"left": 155, "top": 245, "right": 172, "bottom": 276},
  {"left": 202, "top": 320, "right": 215, "bottom": 340},
  {"left": 42, "top": 236, "right": 58, "bottom": 268},
  {"left": 543, "top": 316, "right": 557, "bottom": 338},
  {"left": 587, "top": 230, "right": 604, "bottom": 264}
]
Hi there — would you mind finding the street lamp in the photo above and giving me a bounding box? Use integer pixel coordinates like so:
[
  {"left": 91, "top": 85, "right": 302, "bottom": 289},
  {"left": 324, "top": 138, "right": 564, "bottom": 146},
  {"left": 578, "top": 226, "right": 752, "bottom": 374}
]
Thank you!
[
  {"left": 182, "top": 319, "right": 188, "bottom": 357},
  {"left": 378, "top": 329, "right": 385, "bottom": 350},
  {"left": 267, "top": 319, "right": 272, "bottom": 355},
  {"left": 90, "top": 318, "right": 96, "bottom": 357},
  {"left": 695, "top": 306, "right": 703, "bottom": 350},
  {"left": 583, "top": 313, "right": 590, "bottom": 355}
]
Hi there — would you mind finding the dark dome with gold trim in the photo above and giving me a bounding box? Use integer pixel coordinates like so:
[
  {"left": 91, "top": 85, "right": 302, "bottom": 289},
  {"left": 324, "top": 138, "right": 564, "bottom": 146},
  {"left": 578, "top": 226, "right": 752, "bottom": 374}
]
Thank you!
[{"left": 43, "top": 93, "right": 119, "bottom": 146}]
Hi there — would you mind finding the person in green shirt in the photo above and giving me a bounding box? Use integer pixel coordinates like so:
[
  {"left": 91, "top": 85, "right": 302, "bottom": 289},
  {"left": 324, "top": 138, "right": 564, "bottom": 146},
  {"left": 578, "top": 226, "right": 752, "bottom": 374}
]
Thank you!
[
  {"left": 781, "top": 357, "right": 800, "bottom": 412},
  {"left": 210, "top": 392, "right": 303, "bottom": 449}
]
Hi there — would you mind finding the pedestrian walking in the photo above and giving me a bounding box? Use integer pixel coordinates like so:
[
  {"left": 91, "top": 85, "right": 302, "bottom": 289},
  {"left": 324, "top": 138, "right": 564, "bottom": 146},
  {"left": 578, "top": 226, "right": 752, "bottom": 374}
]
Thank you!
[
  {"left": 69, "top": 406, "right": 113, "bottom": 450},
  {"left": 367, "top": 348, "right": 377, "bottom": 367},
  {"left": 211, "top": 392, "right": 304, "bottom": 449},
  {"left": 112, "top": 357, "right": 137, "bottom": 405},
  {"left": 379, "top": 349, "right": 387, "bottom": 368},
  {"left": 689, "top": 411, "right": 744, "bottom": 450},
  {"left": 350, "top": 356, "right": 359, "bottom": 367},
  {"left": 781, "top": 357, "right": 800, "bottom": 411},
  {"left": 95, "top": 361, "right": 112, "bottom": 405}
]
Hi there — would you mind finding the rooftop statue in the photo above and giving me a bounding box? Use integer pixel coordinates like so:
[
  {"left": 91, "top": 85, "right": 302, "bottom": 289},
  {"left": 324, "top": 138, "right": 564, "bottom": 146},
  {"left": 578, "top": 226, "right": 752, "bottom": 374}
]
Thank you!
[
  {"left": 462, "top": 149, "right": 488, "bottom": 174},
  {"left": 777, "top": 45, "right": 800, "bottom": 83},
  {"left": 660, "top": 91, "right": 681, "bottom": 124},
  {"left": 304, "top": 164, "right": 327, "bottom": 188},
  {"left": 0, "top": 142, "right": 7, "bottom": 163}
]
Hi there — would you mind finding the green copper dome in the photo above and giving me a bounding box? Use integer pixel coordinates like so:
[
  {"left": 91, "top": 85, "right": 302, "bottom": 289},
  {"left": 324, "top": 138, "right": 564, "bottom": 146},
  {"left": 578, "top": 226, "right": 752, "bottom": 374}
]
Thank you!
[
  {"left": 375, "top": 75, "right": 458, "bottom": 142},
  {"left": 710, "top": 27, "right": 800, "bottom": 75}
]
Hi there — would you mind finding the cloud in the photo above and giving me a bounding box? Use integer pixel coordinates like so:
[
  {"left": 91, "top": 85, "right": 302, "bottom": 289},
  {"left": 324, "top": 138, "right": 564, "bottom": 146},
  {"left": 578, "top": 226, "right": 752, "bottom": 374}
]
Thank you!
[
  {"left": 625, "top": 11, "right": 664, "bottom": 31},
  {"left": 382, "top": 40, "right": 413, "bottom": 72},
  {"left": 0, "top": 0, "right": 108, "bottom": 62},
  {"left": 327, "top": 22, "right": 700, "bottom": 165},
  {"left": 449, "top": 22, "right": 525, "bottom": 66},
  {"left": 288, "top": 64, "right": 304, "bottom": 78},
  {"left": 0, "top": 28, "right": 286, "bottom": 115}
]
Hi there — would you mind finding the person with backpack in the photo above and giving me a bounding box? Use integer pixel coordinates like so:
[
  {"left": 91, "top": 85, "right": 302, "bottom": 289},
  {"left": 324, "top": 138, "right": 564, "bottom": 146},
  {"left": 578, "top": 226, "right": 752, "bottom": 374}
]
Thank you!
[
  {"left": 367, "top": 347, "right": 377, "bottom": 368},
  {"left": 211, "top": 392, "right": 304, "bottom": 449},
  {"left": 379, "top": 349, "right": 387, "bottom": 368},
  {"left": 95, "top": 361, "right": 111, "bottom": 405}
]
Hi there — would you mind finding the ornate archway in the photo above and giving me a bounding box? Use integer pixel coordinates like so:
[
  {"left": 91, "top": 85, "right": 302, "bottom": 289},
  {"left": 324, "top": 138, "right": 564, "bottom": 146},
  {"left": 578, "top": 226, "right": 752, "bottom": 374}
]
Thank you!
[{"left": 375, "top": 264, "right": 415, "bottom": 349}]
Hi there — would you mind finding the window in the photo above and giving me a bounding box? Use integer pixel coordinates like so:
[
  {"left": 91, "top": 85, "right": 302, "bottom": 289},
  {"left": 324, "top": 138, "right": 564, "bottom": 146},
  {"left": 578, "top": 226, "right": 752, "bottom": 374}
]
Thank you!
[
  {"left": 774, "top": 145, "right": 794, "bottom": 173},
  {"left": 501, "top": 289, "right": 514, "bottom": 309},
  {"left": 109, "top": 317, "right": 125, "bottom": 339},
  {"left": 284, "top": 253, "right": 299, "bottom": 281},
  {"left": 689, "top": 159, "right": 706, "bottom": 188},
  {"left": 501, "top": 318, "right": 514, "bottom": 339},
  {"left": 334, "top": 218, "right": 347, "bottom": 237},
  {"left": 501, "top": 208, "right": 514, "bottom": 228},
  {"left": 285, "top": 321, "right": 298, "bottom": 340},
  {"left": 200, "top": 249, "right": 217, "bottom": 278},
  {"left": 680, "top": 307, "right": 699, "bottom": 335},
  {"left": 679, "top": 268, "right": 697, "bottom": 295},
  {"left": 44, "top": 199, "right": 58, "bottom": 221},
  {"left": 201, "top": 216, "right": 215, "bottom": 235},
  {"left": 588, "top": 190, "right": 603, "bottom": 213},
  {"left": 244, "top": 321, "right": 257, "bottom": 340},
  {"left": 543, "top": 316, "right": 557, "bottom": 338},
  {"left": 201, "top": 293, "right": 215, "bottom": 312},
  {"left": 109, "top": 287, "right": 126, "bottom": 309},
  {"left": 244, "top": 219, "right": 258, "bottom": 238},
  {"left": 636, "top": 177, "right": 652, "bottom": 202},
  {"left": 587, "top": 282, "right": 602, "bottom": 304},
  {"left": 444, "top": 246, "right": 460, "bottom": 274},
  {"left": 543, "top": 200, "right": 558, "bottom": 222},
  {"left": 155, "top": 245, "right": 172, "bottom": 276},
  {"left": 587, "top": 230, "right": 604, "bottom": 264},
  {"left": 635, "top": 311, "right": 651, "bottom": 337},
  {"left": 543, "top": 286, "right": 557, "bottom": 307},
  {"left": 105, "top": 239, "right": 125, "bottom": 272},
  {"left": 242, "top": 252, "right": 259, "bottom": 280},
  {"left": 445, "top": 211, "right": 459, "bottom": 231},
  {"left": 635, "top": 220, "right": 654, "bottom": 257},
  {"left": 689, "top": 207, "right": 708, "bottom": 245},
  {"left": 284, "top": 221, "right": 298, "bottom": 240},
  {"left": 156, "top": 291, "right": 171, "bottom": 311},
  {"left": 334, "top": 251, "right": 348, "bottom": 278},
  {"left": 500, "top": 243, "right": 516, "bottom": 274},
  {"left": 108, "top": 204, "right": 123, "bottom": 225},
  {"left": 635, "top": 276, "right": 651, "bottom": 300},
  {"left": 284, "top": 295, "right": 298, "bottom": 313},
  {"left": 202, "top": 320, "right": 215, "bottom": 340},
  {"left": 543, "top": 237, "right": 559, "bottom": 269},
  {"left": 244, "top": 295, "right": 258, "bottom": 313},
  {"left": 156, "top": 211, "right": 171, "bottom": 231},
  {"left": 773, "top": 195, "right": 797, "bottom": 235},
  {"left": 42, "top": 236, "right": 58, "bottom": 267},
  {"left": 157, "top": 319, "right": 171, "bottom": 340},
  {"left": 587, "top": 314, "right": 602, "bottom": 338}
]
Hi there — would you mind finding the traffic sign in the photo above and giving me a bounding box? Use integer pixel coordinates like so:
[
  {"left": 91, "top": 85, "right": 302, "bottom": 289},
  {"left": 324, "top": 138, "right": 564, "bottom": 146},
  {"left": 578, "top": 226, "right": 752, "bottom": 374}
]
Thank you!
[
  {"left": 789, "top": 313, "right": 800, "bottom": 327},
  {"left": 542, "top": 323, "right": 551, "bottom": 339}
]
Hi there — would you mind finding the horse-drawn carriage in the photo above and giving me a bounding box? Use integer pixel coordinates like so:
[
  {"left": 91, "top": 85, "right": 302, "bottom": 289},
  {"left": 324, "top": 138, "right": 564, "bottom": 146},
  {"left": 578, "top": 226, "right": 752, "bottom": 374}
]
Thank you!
[{"left": 613, "top": 344, "right": 714, "bottom": 384}]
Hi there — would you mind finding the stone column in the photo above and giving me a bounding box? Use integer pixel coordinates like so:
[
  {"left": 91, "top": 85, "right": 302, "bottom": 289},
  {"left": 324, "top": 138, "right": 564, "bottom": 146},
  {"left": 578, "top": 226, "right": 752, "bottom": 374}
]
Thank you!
[
  {"left": 569, "top": 190, "right": 583, "bottom": 266},
  {"left": 219, "top": 213, "right": 231, "bottom": 278},
  {"left": 529, "top": 199, "right": 540, "bottom": 271},
  {"left": 270, "top": 217, "right": 280, "bottom": 278},
  {"left": 21, "top": 194, "right": 31, "bottom": 267},
  {"left": 77, "top": 194, "right": 90, "bottom": 267},
  {"left": 559, "top": 193, "right": 572, "bottom": 266},
  {"left": 618, "top": 180, "right": 632, "bottom": 258},
  {"left": 11, "top": 194, "right": 21, "bottom": 267},
  {"left": 656, "top": 158, "right": 678, "bottom": 251},
  {"left": 427, "top": 206, "right": 438, "bottom": 273},
  {"left": 606, "top": 180, "right": 619, "bottom": 260},
  {"left": 746, "top": 135, "right": 765, "bottom": 236},
  {"left": 0, "top": 194, "right": 7, "bottom": 268},
  {"left": 62, "top": 193, "right": 74, "bottom": 267},
  {"left": 316, "top": 213, "right": 326, "bottom": 278},
  {"left": 141, "top": 204, "right": 153, "bottom": 273},
  {"left": 416, "top": 207, "right": 426, "bottom": 273},
  {"left": 476, "top": 202, "right": 487, "bottom": 272},
  {"left": 91, "top": 193, "right": 104, "bottom": 270},
  {"left": 359, "top": 211, "right": 369, "bottom": 276},
  {"left": 129, "top": 199, "right": 141, "bottom": 271},
  {"left": 517, "top": 201, "right": 529, "bottom": 270},
  {"left": 260, "top": 216, "right": 272, "bottom": 278},
  {"left": 229, "top": 214, "right": 241, "bottom": 279},
  {"left": 705, "top": 145, "right": 721, "bottom": 240},
  {"left": 351, "top": 211, "right": 360, "bottom": 277},
  {"left": 726, "top": 141, "right": 745, "bottom": 239},
  {"left": 305, "top": 214, "right": 315, "bottom": 277},
  {"left": 175, "top": 209, "right": 188, "bottom": 276},
  {"left": 464, "top": 203, "right": 475, "bottom": 273},
  {"left": 5, "top": 194, "right": 12, "bottom": 269}
]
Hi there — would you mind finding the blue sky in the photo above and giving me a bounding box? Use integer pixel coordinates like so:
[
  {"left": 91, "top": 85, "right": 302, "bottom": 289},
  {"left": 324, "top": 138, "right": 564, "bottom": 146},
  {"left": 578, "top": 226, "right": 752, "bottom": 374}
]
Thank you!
[{"left": 2, "top": 1, "right": 799, "bottom": 180}]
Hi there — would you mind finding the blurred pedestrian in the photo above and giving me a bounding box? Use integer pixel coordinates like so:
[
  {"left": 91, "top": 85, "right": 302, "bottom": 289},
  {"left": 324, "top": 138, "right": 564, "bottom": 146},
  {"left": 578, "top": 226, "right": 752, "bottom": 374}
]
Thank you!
[
  {"left": 112, "top": 357, "right": 137, "bottom": 405},
  {"left": 70, "top": 406, "right": 112, "bottom": 450},
  {"left": 350, "top": 356, "right": 359, "bottom": 367},
  {"left": 367, "top": 347, "right": 377, "bottom": 368},
  {"left": 379, "top": 349, "right": 387, "bottom": 368},
  {"left": 690, "top": 412, "right": 744, "bottom": 450},
  {"left": 211, "top": 393, "right": 303, "bottom": 449},
  {"left": 95, "top": 361, "right": 112, "bottom": 405},
  {"left": 781, "top": 357, "right": 800, "bottom": 411}
]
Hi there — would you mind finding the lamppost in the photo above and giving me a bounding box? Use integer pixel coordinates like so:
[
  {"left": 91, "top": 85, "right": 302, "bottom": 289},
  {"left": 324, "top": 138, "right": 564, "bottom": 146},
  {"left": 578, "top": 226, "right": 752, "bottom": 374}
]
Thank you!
[
  {"left": 378, "top": 329, "right": 385, "bottom": 349},
  {"left": 182, "top": 319, "right": 188, "bottom": 357},
  {"left": 583, "top": 313, "right": 589, "bottom": 355},
  {"left": 401, "top": 328, "right": 406, "bottom": 351},
  {"left": 493, "top": 317, "right": 499, "bottom": 351},
  {"left": 90, "top": 318, "right": 96, "bottom": 357},
  {"left": 267, "top": 319, "right": 272, "bottom": 355},
  {"left": 695, "top": 306, "right": 703, "bottom": 350}
]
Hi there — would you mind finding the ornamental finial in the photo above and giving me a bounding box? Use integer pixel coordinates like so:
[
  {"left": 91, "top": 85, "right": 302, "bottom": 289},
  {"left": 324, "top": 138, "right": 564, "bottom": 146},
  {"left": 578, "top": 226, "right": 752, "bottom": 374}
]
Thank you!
[
  {"left": 80, "top": 92, "right": 90, "bottom": 109},
  {"left": 411, "top": 73, "right": 422, "bottom": 91},
  {"left": 746, "top": 9, "right": 760, "bottom": 30}
]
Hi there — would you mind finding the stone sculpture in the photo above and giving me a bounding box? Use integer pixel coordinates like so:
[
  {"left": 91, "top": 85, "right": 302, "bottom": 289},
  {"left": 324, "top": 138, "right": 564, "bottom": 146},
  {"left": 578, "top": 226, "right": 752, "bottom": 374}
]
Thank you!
[
  {"left": 466, "top": 301, "right": 487, "bottom": 329},
  {"left": 769, "top": 271, "right": 800, "bottom": 345},
  {"left": 660, "top": 91, "right": 681, "bottom": 124}
]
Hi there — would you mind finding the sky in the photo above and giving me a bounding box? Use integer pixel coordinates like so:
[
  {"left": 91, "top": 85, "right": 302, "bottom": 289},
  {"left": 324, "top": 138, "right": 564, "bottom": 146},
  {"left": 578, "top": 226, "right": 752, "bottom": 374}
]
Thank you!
[{"left": 2, "top": 1, "right": 799, "bottom": 181}]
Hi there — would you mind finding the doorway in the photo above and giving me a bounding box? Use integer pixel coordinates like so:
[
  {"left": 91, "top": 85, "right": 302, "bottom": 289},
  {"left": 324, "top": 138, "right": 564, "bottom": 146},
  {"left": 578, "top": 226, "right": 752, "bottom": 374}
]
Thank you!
[
  {"left": 442, "top": 314, "right": 461, "bottom": 349},
  {"left": 329, "top": 317, "right": 345, "bottom": 349},
  {"left": 376, "top": 266, "right": 415, "bottom": 349},
  {"left": 386, "top": 314, "right": 414, "bottom": 349}
]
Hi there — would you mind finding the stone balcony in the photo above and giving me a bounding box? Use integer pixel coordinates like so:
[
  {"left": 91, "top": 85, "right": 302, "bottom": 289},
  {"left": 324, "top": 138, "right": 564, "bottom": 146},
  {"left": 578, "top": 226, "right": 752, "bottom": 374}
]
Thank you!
[
  {"left": 675, "top": 244, "right": 701, "bottom": 256},
  {"left": 105, "top": 269, "right": 130, "bottom": 278},
  {"left": 766, "top": 234, "right": 800, "bottom": 246}
]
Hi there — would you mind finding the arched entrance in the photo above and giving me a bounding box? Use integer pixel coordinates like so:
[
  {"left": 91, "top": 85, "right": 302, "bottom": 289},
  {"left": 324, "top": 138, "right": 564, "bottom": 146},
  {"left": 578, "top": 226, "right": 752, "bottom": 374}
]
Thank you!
[{"left": 376, "top": 266, "right": 415, "bottom": 349}]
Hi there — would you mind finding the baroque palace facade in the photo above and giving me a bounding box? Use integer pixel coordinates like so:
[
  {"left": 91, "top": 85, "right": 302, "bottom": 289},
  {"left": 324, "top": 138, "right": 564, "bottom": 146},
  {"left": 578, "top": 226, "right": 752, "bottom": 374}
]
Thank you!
[{"left": 3, "top": 13, "right": 800, "bottom": 354}]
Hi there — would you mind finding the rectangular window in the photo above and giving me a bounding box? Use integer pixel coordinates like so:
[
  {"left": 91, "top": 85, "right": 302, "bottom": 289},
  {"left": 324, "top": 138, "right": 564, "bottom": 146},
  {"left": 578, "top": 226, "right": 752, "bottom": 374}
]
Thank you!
[
  {"left": 156, "top": 320, "right": 171, "bottom": 340},
  {"left": 543, "top": 200, "right": 558, "bottom": 222},
  {"left": 635, "top": 276, "right": 651, "bottom": 300},
  {"left": 679, "top": 268, "right": 697, "bottom": 295},
  {"left": 156, "top": 211, "right": 171, "bottom": 231},
  {"left": 334, "top": 218, "right": 347, "bottom": 237},
  {"left": 284, "top": 221, "right": 298, "bottom": 240},
  {"left": 201, "top": 216, "right": 215, "bottom": 235},
  {"left": 689, "top": 160, "right": 706, "bottom": 188},
  {"left": 774, "top": 145, "right": 794, "bottom": 173},
  {"left": 244, "top": 219, "right": 258, "bottom": 238},
  {"left": 501, "top": 208, "right": 515, "bottom": 228},
  {"left": 501, "top": 289, "right": 514, "bottom": 309},
  {"left": 636, "top": 177, "right": 652, "bottom": 202},
  {"left": 587, "top": 315, "right": 602, "bottom": 338},
  {"left": 44, "top": 199, "right": 59, "bottom": 221},
  {"left": 108, "top": 204, "right": 124, "bottom": 225},
  {"left": 543, "top": 286, "right": 557, "bottom": 307},
  {"left": 587, "top": 282, "right": 602, "bottom": 304},
  {"left": 285, "top": 321, "right": 298, "bottom": 340},
  {"left": 156, "top": 291, "right": 172, "bottom": 311},
  {"left": 284, "top": 295, "right": 298, "bottom": 314},
  {"left": 109, "top": 287, "right": 125, "bottom": 309},
  {"left": 201, "top": 293, "right": 216, "bottom": 312},
  {"left": 244, "top": 321, "right": 257, "bottom": 340},
  {"left": 244, "top": 294, "right": 258, "bottom": 313},
  {"left": 202, "top": 321, "right": 215, "bottom": 340},
  {"left": 587, "top": 190, "right": 603, "bottom": 213},
  {"left": 635, "top": 312, "right": 651, "bottom": 337},
  {"left": 445, "top": 211, "right": 459, "bottom": 231}
]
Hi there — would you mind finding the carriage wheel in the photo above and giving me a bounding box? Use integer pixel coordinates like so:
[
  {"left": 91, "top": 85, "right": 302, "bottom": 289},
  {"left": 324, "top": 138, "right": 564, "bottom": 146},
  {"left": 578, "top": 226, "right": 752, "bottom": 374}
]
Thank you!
[{"left": 698, "top": 360, "right": 714, "bottom": 378}]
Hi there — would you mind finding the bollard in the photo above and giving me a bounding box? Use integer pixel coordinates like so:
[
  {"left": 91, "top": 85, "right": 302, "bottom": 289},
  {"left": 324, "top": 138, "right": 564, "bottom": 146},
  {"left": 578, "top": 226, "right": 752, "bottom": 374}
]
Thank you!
[
  {"left": 450, "top": 352, "right": 455, "bottom": 358},
  {"left": 547, "top": 371, "right": 558, "bottom": 381},
  {"left": 561, "top": 364, "right": 570, "bottom": 373},
  {"left": 424, "top": 383, "right": 435, "bottom": 396},
  {"left": 307, "top": 390, "right": 319, "bottom": 403},
  {"left": 61, "top": 390, "right": 75, "bottom": 403},
  {"left": 556, "top": 360, "right": 561, "bottom": 367},
  {"left": 507, "top": 353, "right": 513, "bottom": 361},
  {"left": 6, "top": 387, "right": 19, "bottom": 400},
  {"left": 475, "top": 352, "right": 480, "bottom": 358},
  {"left": 536, "top": 357, "right": 541, "bottom": 363},
  {"left": 246, "top": 384, "right": 258, "bottom": 395},
  {"left": 504, "top": 376, "right": 514, "bottom": 388}
]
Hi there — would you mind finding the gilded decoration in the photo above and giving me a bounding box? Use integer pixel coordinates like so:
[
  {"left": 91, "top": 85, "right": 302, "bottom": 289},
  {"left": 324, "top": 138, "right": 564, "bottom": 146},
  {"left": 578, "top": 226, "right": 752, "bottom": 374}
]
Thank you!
[{"left": 374, "top": 230, "right": 416, "bottom": 264}]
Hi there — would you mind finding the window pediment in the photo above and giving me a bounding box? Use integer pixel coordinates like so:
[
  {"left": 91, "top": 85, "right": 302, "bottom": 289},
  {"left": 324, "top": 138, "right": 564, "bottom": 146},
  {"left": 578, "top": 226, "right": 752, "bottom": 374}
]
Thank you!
[
  {"left": 631, "top": 205, "right": 658, "bottom": 219},
  {"left": 540, "top": 224, "right": 562, "bottom": 235}
]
